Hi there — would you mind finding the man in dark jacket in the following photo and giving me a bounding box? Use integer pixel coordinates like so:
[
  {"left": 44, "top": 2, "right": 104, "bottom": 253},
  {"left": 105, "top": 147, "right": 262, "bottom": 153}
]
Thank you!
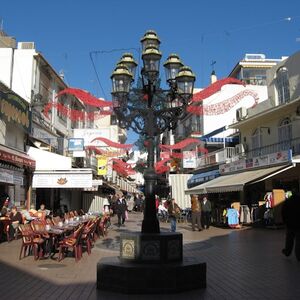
[
  {"left": 201, "top": 195, "right": 212, "bottom": 229},
  {"left": 281, "top": 191, "right": 300, "bottom": 261},
  {"left": 115, "top": 193, "right": 127, "bottom": 227}
]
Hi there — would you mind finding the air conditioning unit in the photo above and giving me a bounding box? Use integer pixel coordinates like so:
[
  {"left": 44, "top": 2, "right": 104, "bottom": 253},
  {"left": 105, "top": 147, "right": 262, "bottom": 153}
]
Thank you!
[
  {"left": 235, "top": 143, "right": 247, "bottom": 155},
  {"left": 236, "top": 107, "right": 247, "bottom": 121},
  {"left": 18, "top": 42, "right": 35, "bottom": 49}
]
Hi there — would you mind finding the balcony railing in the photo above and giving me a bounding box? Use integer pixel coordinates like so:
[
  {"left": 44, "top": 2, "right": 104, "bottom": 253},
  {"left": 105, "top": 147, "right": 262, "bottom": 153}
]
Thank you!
[
  {"left": 197, "top": 147, "right": 235, "bottom": 168},
  {"left": 243, "top": 137, "right": 300, "bottom": 159}
]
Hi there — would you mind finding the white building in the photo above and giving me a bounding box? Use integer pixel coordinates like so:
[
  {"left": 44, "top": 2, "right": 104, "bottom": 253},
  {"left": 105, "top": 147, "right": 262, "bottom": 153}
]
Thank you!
[{"left": 0, "top": 31, "right": 94, "bottom": 212}]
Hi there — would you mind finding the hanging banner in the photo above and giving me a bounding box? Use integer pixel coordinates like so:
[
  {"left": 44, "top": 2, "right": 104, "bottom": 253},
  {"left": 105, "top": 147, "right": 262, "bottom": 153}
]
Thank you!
[
  {"left": 0, "top": 90, "right": 31, "bottom": 133},
  {"left": 159, "top": 138, "right": 201, "bottom": 150},
  {"left": 191, "top": 77, "right": 244, "bottom": 102},
  {"left": 97, "top": 156, "right": 108, "bottom": 175},
  {"left": 56, "top": 88, "right": 112, "bottom": 107},
  {"left": 183, "top": 151, "right": 197, "bottom": 168}
]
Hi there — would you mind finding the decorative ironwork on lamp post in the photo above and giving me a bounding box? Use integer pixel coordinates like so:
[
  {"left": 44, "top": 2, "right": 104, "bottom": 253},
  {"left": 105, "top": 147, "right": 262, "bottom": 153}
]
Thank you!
[{"left": 111, "top": 30, "right": 196, "bottom": 233}]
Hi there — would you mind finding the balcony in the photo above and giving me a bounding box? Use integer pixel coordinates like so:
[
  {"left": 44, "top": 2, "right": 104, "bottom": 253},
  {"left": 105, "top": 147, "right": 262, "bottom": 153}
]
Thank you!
[
  {"left": 234, "top": 137, "right": 300, "bottom": 160},
  {"left": 247, "top": 138, "right": 300, "bottom": 159},
  {"left": 197, "top": 147, "right": 235, "bottom": 168}
]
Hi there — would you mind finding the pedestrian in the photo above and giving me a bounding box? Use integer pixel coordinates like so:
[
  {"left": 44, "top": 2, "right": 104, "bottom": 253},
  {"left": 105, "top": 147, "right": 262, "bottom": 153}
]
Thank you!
[
  {"left": 167, "top": 198, "right": 181, "bottom": 232},
  {"left": 201, "top": 195, "right": 212, "bottom": 229},
  {"left": 281, "top": 190, "right": 300, "bottom": 261},
  {"left": 226, "top": 205, "right": 240, "bottom": 228},
  {"left": 191, "top": 194, "right": 203, "bottom": 231},
  {"left": 155, "top": 195, "right": 160, "bottom": 213},
  {"left": 103, "top": 197, "right": 110, "bottom": 215},
  {"left": 115, "top": 192, "right": 127, "bottom": 227}
]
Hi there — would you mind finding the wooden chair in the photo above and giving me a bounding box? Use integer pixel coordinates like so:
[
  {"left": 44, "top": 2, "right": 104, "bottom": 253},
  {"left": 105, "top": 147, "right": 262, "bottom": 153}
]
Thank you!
[
  {"left": 19, "top": 224, "right": 44, "bottom": 260},
  {"left": 81, "top": 221, "right": 96, "bottom": 255},
  {"left": 58, "top": 224, "right": 84, "bottom": 262},
  {"left": 30, "top": 220, "right": 51, "bottom": 257},
  {"left": 98, "top": 216, "right": 110, "bottom": 237}
]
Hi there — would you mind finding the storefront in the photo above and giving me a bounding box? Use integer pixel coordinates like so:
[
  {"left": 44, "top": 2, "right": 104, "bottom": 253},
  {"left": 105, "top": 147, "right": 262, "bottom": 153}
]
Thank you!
[
  {"left": 32, "top": 169, "right": 93, "bottom": 213},
  {"left": 0, "top": 144, "right": 35, "bottom": 208},
  {"left": 0, "top": 85, "right": 35, "bottom": 208}
]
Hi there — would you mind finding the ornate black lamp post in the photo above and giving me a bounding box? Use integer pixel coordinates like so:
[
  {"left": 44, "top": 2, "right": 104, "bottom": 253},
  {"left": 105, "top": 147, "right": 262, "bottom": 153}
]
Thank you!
[
  {"left": 97, "top": 31, "right": 206, "bottom": 294},
  {"left": 111, "top": 30, "right": 195, "bottom": 234}
]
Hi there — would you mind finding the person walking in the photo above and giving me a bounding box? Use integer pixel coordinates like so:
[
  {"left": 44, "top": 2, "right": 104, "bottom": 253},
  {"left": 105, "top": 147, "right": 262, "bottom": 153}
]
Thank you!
[
  {"left": 281, "top": 190, "right": 300, "bottom": 261},
  {"left": 191, "top": 194, "right": 203, "bottom": 231},
  {"left": 167, "top": 198, "right": 181, "bottom": 232},
  {"left": 201, "top": 195, "right": 212, "bottom": 229},
  {"left": 115, "top": 193, "right": 127, "bottom": 227}
]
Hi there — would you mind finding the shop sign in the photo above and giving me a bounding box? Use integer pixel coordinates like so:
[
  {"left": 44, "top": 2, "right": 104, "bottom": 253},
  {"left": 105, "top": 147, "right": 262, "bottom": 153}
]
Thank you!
[
  {"left": 68, "top": 138, "right": 84, "bottom": 151},
  {"left": 83, "top": 179, "right": 103, "bottom": 191},
  {"left": 183, "top": 151, "right": 197, "bottom": 168},
  {"left": 0, "top": 90, "right": 31, "bottom": 133},
  {"left": 73, "top": 128, "right": 110, "bottom": 146},
  {"left": 219, "top": 150, "right": 291, "bottom": 174},
  {"left": 32, "top": 171, "right": 92, "bottom": 188},
  {"left": 0, "top": 146, "right": 35, "bottom": 169},
  {"left": 0, "top": 168, "right": 24, "bottom": 185},
  {"left": 31, "top": 127, "right": 58, "bottom": 148}
]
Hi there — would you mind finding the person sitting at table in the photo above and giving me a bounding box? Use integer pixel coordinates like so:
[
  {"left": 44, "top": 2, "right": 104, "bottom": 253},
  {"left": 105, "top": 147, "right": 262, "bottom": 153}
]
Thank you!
[
  {"left": 0, "top": 196, "right": 10, "bottom": 217},
  {"left": 38, "top": 203, "right": 50, "bottom": 216},
  {"left": 8, "top": 206, "right": 23, "bottom": 240}
]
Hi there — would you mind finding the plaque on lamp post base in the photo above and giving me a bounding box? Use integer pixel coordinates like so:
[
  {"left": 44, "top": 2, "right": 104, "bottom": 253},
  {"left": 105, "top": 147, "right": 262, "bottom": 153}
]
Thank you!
[{"left": 97, "top": 232, "right": 207, "bottom": 294}]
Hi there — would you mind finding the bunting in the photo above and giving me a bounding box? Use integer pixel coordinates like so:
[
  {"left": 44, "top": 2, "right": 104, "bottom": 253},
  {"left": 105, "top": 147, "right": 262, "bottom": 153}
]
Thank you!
[
  {"left": 187, "top": 89, "right": 259, "bottom": 116},
  {"left": 159, "top": 138, "right": 201, "bottom": 150},
  {"left": 191, "top": 77, "right": 244, "bottom": 102},
  {"left": 90, "top": 137, "right": 133, "bottom": 149},
  {"left": 43, "top": 102, "right": 112, "bottom": 121},
  {"left": 56, "top": 88, "right": 112, "bottom": 107}
]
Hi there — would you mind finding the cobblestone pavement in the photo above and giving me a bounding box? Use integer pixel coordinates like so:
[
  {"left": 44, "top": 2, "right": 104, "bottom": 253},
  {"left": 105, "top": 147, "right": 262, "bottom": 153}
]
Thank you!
[{"left": 0, "top": 212, "right": 299, "bottom": 300}]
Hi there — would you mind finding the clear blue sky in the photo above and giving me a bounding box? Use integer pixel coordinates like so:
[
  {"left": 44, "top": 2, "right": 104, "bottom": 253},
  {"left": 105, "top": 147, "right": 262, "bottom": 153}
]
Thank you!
[{"left": 2, "top": 0, "right": 300, "bottom": 143}]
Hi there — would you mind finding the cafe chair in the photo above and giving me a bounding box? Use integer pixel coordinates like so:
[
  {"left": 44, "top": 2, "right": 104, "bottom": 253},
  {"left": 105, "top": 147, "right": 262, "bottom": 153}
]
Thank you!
[
  {"left": 81, "top": 221, "right": 96, "bottom": 255},
  {"left": 58, "top": 224, "right": 84, "bottom": 262},
  {"left": 19, "top": 224, "right": 44, "bottom": 260}
]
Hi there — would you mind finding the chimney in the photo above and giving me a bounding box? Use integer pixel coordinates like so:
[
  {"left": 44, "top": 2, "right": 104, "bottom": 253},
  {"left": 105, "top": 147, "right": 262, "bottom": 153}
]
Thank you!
[{"left": 210, "top": 70, "right": 217, "bottom": 84}]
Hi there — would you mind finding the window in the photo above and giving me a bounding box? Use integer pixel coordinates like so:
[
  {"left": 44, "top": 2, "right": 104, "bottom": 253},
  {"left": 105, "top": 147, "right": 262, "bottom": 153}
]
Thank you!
[
  {"left": 251, "top": 128, "right": 262, "bottom": 155},
  {"left": 57, "top": 93, "right": 67, "bottom": 124},
  {"left": 278, "top": 118, "right": 292, "bottom": 145},
  {"left": 276, "top": 67, "right": 290, "bottom": 104},
  {"left": 242, "top": 68, "right": 267, "bottom": 85}
]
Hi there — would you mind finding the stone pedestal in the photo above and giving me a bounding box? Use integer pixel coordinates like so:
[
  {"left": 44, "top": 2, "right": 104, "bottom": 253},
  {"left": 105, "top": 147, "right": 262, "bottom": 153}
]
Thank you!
[
  {"left": 120, "top": 231, "right": 182, "bottom": 263},
  {"left": 97, "top": 231, "right": 207, "bottom": 294},
  {"left": 97, "top": 256, "right": 206, "bottom": 294}
]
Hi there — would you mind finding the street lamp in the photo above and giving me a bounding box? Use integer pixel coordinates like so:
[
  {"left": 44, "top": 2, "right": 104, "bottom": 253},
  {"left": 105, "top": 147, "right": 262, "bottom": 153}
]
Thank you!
[
  {"left": 111, "top": 30, "right": 195, "bottom": 234},
  {"left": 97, "top": 30, "right": 206, "bottom": 294}
]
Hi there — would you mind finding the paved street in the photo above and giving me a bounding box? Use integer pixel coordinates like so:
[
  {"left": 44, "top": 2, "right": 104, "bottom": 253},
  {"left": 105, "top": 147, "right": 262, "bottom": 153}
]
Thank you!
[{"left": 0, "top": 212, "right": 299, "bottom": 300}]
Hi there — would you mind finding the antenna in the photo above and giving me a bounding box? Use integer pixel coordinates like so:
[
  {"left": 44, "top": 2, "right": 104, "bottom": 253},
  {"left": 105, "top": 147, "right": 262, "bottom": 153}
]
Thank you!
[{"left": 210, "top": 60, "right": 216, "bottom": 72}]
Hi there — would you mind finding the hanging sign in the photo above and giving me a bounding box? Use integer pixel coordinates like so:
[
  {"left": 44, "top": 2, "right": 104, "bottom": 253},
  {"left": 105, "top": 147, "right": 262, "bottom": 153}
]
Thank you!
[
  {"left": 183, "top": 151, "right": 197, "bottom": 168},
  {"left": 97, "top": 156, "right": 108, "bottom": 175}
]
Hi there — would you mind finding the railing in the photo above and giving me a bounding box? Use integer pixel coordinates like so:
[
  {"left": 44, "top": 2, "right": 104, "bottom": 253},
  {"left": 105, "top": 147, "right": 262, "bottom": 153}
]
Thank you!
[
  {"left": 197, "top": 147, "right": 235, "bottom": 168},
  {"left": 242, "top": 137, "right": 300, "bottom": 159}
]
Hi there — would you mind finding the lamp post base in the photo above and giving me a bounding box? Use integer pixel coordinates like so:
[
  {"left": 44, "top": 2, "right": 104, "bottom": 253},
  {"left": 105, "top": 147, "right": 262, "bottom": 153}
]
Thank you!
[
  {"left": 96, "top": 232, "right": 207, "bottom": 294},
  {"left": 97, "top": 256, "right": 206, "bottom": 294}
]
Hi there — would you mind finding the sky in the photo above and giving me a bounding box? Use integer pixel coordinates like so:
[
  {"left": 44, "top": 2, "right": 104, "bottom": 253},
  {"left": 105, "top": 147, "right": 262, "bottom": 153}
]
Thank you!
[{"left": 1, "top": 0, "right": 300, "bottom": 144}]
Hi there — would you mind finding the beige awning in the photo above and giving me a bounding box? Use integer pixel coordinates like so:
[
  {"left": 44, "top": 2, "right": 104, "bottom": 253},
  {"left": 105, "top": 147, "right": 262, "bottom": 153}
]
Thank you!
[{"left": 185, "top": 164, "right": 293, "bottom": 194}]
